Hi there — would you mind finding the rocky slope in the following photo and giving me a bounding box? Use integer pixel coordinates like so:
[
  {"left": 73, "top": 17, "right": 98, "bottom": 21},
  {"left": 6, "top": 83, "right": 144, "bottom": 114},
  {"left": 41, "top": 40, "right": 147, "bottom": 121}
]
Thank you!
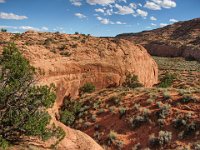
[
  {"left": 116, "top": 18, "right": 200, "bottom": 61},
  {"left": 0, "top": 31, "right": 158, "bottom": 149}
]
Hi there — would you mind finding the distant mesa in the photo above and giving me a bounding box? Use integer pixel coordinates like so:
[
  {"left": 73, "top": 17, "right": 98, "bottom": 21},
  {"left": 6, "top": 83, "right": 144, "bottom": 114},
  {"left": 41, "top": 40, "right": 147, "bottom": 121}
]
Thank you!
[{"left": 116, "top": 18, "right": 200, "bottom": 62}]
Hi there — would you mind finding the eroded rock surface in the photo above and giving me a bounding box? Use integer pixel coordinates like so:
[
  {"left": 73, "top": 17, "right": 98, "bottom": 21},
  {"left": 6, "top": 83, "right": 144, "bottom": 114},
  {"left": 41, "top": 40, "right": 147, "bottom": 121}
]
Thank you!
[
  {"left": 0, "top": 31, "right": 158, "bottom": 150},
  {"left": 117, "top": 18, "right": 200, "bottom": 61}
]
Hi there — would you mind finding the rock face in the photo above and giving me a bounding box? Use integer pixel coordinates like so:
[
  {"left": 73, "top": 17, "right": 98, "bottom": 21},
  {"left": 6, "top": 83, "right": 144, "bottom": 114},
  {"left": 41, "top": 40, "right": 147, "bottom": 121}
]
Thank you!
[
  {"left": 116, "top": 18, "right": 200, "bottom": 61},
  {"left": 0, "top": 31, "right": 158, "bottom": 102},
  {"left": 0, "top": 31, "right": 158, "bottom": 149}
]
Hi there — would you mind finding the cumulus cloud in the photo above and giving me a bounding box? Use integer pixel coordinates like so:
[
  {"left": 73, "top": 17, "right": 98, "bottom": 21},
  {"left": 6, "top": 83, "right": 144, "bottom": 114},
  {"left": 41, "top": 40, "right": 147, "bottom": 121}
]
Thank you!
[
  {"left": 87, "top": 0, "right": 115, "bottom": 5},
  {"left": 95, "top": 8, "right": 105, "bottom": 13},
  {"left": 0, "top": 12, "right": 28, "bottom": 20},
  {"left": 41, "top": 27, "right": 49, "bottom": 31},
  {"left": 115, "top": 4, "right": 134, "bottom": 15},
  {"left": 97, "top": 17, "right": 110, "bottom": 24},
  {"left": 160, "top": 0, "right": 176, "bottom": 8},
  {"left": 70, "top": 0, "right": 82, "bottom": 6},
  {"left": 169, "top": 18, "right": 178, "bottom": 23},
  {"left": 0, "top": 25, "right": 18, "bottom": 29},
  {"left": 129, "top": 3, "right": 137, "bottom": 9},
  {"left": 150, "top": 16, "right": 157, "bottom": 21},
  {"left": 144, "top": 1, "right": 161, "bottom": 10},
  {"left": 160, "top": 23, "right": 168, "bottom": 27},
  {"left": 146, "top": 0, "right": 176, "bottom": 10},
  {"left": 151, "top": 23, "right": 157, "bottom": 26},
  {"left": 19, "top": 26, "right": 40, "bottom": 31},
  {"left": 96, "top": 16, "right": 126, "bottom": 25},
  {"left": 116, "top": 21, "right": 126, "bottom": 24},
  {"left": 74, "top": 13, "right": 86, "bottom": 19},
  {"left": 136, "top": 9, "right": 148, "bottom": 17},
  {"left": 0, "top": 25, "right": 50, "bottom": 32},
  {"left": 0, "top": 0, "right": 5, "bottom": 3}
]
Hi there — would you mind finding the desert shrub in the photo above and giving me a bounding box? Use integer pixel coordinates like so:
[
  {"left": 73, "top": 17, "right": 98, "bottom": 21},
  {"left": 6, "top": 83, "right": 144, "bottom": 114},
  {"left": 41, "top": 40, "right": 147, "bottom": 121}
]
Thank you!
[
  {"left": 149, "top": 131, "right": 172, "bottom": 147},
  {"left": 60, "top": 110, "right": 75, "bottom": 126},
  {"left": 119, "top": 107, "right": 126, "bottom": 118},
  {"left": 131, "top": 109, "right": 150, "bottom": 128},
  {"left": 79, "top": 82, "right": 95, "bottom": 94},
  {"left": 173, "top": 116, "right": 187, "bottom": 129},
  {"left": 163, "top": 92, "right": 171, "bottom": 100},
  {"left": 107, "top": 131, "right": 117, "bottom": 144},
  {"left": 108, "top": 96, "right": 121, "bottom": 105},
  {"left": 158, "top": 73, "right": 176, "bottom": 88},
  {"left": 180, "top": 94, "right": 194, "bottom": 103},
  {"left": 123, "top": 74, "right": 143, "bottom": 89},
  {"left": 44, "top": 38, "right": 54, "bottom": 46},
  {"left": 0, "top": 28, "right": 7, "bottom": 32},
  {"left": 156, "top": 103, "right": 171, "bottom": 119},
  {"left": 59, "top": 96, "right": 83, "bottom": 126},
  {"left": 60, "top": 51, "right": 71, "bottom": 57},
  {"left": 0, "top": 43, "right": 56, "bottom": 147}
]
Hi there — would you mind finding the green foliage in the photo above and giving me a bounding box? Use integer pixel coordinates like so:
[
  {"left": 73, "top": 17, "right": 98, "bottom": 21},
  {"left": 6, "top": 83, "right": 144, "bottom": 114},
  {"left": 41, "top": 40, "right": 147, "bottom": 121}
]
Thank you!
[
  {"left": 158, "top": 73, "right": 176, "bottom": 88},
  {"left": 123, "top": 74, "right": 143, "bottom": 89},
  {"left": 59, "top": 96, "right": 83, "bottom": 126},
  {"left": 1, "top": 28, "right": 7, "bottom": 32},
  {"left": 0, "top": 136, "right": 9, "bottom": 150},
  {"left": 60, "top": 110, "right": 75, "bottom": 126},
  {"left": 79, "top": 82, "right": 95, "bottom": 94},
  {"left": 0, "top": 43, "right": 56, "bottom": 147}
]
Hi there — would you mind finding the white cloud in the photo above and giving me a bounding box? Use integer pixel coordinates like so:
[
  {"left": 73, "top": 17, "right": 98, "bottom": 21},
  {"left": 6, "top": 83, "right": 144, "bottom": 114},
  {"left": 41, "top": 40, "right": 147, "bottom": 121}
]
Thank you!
[
  {"left": 151, "top": 23, "right": 157, "bottom": 26},
  {"left": 70, "top": 0, "right": 82, "bottom": 6},
  {"left": 160, "top": 23, "right": 168, "bottom": 27},
  {"left": 95, "top": 8, "right": 104, "bottom": 13},
  {"left": 144, "top": 1, "right": 161, "bottom": 10},
  {"left": 138, "top": 3, "right": 142, "bottom": 7},
  {"left": 149, "top": 0, "right": 176, "bottom": 9},
  {"left": 0, "top": 0, "right": 5, "bottom": 3},
  {"left": 169, "top": 18, "right": 178, "bottom": 23},
  {"left": 115, "top": 4, "right": 134, "bottom": 15},
  {"left": 161, "top": 0, "right": 176, "bottom": 8},
  {"left": 101, "top": 18, "right": 110, "bottom": 24},
  {"left": 74, "top": 13, "right": 86, "bottom": 19},
  {"left": 19, "top": 26, "right": 40, "bottom": 31},
  {"left": 129, "top": 3, "right": 137, "bottom": 9},
  {"left": 136, "top": 9, "right": 148, "bottom": 17},
  {"left": 97, "top": 16, "right": 110, "bottom": 24},
  {"left": 41, "top": 27, "right": 49, "bottom": 31},
  {"left": 150, "top": 16, "right": 157, "bottom": 21},
  {"left": 116, "top": 21, "right": 126, "bottom": 24},
  {"left": 96, "top": 16, "right": 125, "bottom": 25},
  {"left": 0, "top": 25, "right": 50, "bottom": 32},
  {"left": 87, "top": 0, "right": 115, "bottom": 5},
  {"left": 0, "top": 25, "right": 18, "bottom": 29},
  {"left": 0, "top": 12, "right": 28, "bottom": 20}
]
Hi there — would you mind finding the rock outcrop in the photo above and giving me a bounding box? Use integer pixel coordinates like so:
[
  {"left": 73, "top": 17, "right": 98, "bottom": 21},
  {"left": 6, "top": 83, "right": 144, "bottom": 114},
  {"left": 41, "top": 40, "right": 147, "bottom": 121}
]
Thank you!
[
  {"left": 116, "top": 18, "right": 200, "bottom": 61},
  {"left": 0, "top": 31, "right": 158, "bottom": 149}
]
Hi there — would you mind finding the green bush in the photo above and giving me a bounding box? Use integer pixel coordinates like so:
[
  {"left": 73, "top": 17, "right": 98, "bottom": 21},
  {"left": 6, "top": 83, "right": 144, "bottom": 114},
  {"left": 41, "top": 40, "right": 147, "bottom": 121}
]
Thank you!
[
  {"left": 60, "top": 110, "right": 75, "bottom": 126},
  {"left": 158, "top": 73, "right": 176, "bottom": 88},
  {"left": 123, "top": 74, "right": 143, "bottom": 89},
  {"left": 79, "top": 82, "right": 95, "bottom": 94},
  {"left": 1, "top": 28, "right": 7, "bottom": 32},
  {"left": 0, "top": 43, "right": 56, "bottom": 147},
  {"left": 59, "top": 96, "right": 83, "bottom": 126}
]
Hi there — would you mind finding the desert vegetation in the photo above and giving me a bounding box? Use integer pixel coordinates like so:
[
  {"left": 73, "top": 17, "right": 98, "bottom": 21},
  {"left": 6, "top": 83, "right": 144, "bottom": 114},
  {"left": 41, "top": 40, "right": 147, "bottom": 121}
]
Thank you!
[{"left": 0, "top": 44, "right": 65, "bottom": 149}]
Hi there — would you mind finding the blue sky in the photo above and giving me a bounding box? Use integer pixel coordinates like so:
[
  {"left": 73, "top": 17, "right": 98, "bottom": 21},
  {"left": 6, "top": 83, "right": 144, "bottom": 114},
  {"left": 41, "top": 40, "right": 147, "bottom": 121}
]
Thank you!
[{"left": 0, "top": 0, "right": 200, "bottom": 36}]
